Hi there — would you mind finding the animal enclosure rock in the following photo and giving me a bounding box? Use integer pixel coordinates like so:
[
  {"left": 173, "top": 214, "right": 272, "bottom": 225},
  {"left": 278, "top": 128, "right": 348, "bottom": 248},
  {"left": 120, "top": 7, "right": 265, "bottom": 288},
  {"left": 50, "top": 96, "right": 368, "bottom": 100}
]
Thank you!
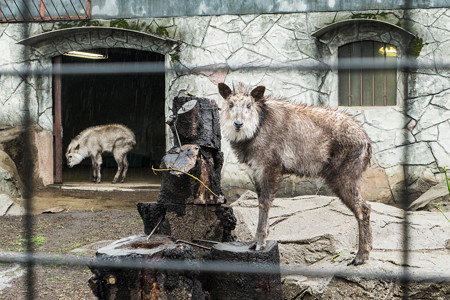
[
  {"left": 0, "top": 125, "right": 52, "bottom": 187},
  {"left": 0, "top": 149, "right": 24, "bottom": 199},
  {"left": 408, "top": 183, "right": 450, "bottom": 212},
  {"left": 231, "top": 191, "right": 450, "bottom": 299},
  {"left": 0, "top": 193, "right": 24, "bottom": 216}
]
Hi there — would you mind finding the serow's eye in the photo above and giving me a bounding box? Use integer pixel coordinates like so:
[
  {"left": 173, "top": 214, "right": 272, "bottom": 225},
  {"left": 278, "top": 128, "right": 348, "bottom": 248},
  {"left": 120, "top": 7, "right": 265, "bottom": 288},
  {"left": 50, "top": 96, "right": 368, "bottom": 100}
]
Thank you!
[
  {"left": 229, "top": 102, "right": 234, "bottom": 109},
  {"left": 247, "top": 103, "right": 251, "bottom": 109}
]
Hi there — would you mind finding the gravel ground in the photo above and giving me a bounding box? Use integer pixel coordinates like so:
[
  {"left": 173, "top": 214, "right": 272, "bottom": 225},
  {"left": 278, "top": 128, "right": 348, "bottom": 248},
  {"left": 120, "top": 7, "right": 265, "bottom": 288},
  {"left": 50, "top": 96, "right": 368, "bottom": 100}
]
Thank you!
[{"left": 0, "top": 195, "right": 147, "bottom": 299}]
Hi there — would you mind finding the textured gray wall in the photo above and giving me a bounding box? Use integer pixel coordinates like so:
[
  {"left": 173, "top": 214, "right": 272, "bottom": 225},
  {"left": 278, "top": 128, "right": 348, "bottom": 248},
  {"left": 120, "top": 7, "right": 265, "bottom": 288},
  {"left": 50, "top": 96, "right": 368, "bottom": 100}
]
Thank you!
[{"left": 91, "top": 0, "right": 450, "bottom": 18}]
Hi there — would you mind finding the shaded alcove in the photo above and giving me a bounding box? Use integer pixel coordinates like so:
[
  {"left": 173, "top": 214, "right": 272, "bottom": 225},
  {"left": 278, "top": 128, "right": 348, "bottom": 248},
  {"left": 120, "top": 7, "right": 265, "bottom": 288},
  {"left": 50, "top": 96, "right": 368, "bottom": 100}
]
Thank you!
[{"left": 59, "top": 48, "right": 165, "bottom": 184}]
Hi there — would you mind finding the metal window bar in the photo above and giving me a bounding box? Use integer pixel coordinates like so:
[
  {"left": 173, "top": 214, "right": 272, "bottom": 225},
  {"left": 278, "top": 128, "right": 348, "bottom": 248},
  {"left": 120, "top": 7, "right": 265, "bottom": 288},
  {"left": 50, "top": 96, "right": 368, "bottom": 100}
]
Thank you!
[
  {"left": 339, "top": 41, "right": 397, "bottom": 107},
  {"left": 0, "top": 2, "right": 449, "bottom": 300},
  {"left": 0, "top": 0, "right": 90, "bottom": 22}
]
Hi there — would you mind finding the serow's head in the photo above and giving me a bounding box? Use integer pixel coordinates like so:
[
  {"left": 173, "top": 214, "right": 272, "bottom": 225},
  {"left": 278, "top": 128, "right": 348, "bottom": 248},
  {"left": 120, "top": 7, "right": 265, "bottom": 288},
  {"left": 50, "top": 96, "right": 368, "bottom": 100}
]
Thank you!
[
  {"left": 218, "top": 82, "right": 265, "bottom": 142},
  {"left": 65, "top": 144, "right": 84, "bottom": 168}
]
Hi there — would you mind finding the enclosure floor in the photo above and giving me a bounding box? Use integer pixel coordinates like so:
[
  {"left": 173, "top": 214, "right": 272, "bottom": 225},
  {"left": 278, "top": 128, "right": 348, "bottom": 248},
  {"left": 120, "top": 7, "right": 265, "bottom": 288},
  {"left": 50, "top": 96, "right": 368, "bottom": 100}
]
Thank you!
[
  {"left": 62, "top": 166, "right": 161, "bottom": 185},
  {"left": 29, "top": 167, "right": 161, "bottom": 214}
]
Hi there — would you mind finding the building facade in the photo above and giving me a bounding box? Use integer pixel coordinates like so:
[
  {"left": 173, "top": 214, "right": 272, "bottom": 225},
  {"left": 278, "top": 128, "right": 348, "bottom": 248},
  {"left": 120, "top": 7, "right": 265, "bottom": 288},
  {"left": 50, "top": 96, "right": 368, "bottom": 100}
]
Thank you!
[{"left": 1, "top": 1, "right": 449, "bottom": 204}]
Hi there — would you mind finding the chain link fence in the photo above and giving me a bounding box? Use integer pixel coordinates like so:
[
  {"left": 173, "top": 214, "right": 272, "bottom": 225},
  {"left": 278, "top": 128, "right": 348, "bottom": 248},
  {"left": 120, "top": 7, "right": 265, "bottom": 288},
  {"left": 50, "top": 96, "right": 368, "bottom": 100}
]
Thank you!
[{"left": 0, "top": 0, "right": 449, "bottom": 299}]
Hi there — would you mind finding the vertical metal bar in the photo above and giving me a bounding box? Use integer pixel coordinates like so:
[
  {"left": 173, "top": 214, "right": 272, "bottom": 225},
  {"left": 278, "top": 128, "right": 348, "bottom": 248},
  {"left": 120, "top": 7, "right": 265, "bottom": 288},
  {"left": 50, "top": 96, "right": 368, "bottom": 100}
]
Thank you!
[
  {"left": 372, "top": 42, "right": 375, "bottom": 106},
  {"left": 370, "top": 41, "right": 374, "bottom": 106},
  {"left": 372, "top": 71, "right": 375, "bottom": 106},
  {"left": 360, "top": 68, "right": 362, "bottom": 106},
  {"left": 23, "top": 98, "right": 36, "bottom": 300},
  {"left": 53, "top": 56, "right": 63, "bottom": 184},
  {"left": 85, "top": 0, "right": 91, "bottom": 18},
  {"left": 41, "top": 0, "right": 55, "bottom": 21},
  {"left": 40, "top": 0, "right": 46, "bottom": 18},
  {"left": 348, "top": 49, "right": 351, "bottom": 106},
  {"left": 19, "top": 2, "right": 36, "bottom": 298},
  {"left": 384, "top": 44, "right": 387, "bottom": 106},
  {"left": 401, "top": 1, "right": 413, "bottom": 298}
]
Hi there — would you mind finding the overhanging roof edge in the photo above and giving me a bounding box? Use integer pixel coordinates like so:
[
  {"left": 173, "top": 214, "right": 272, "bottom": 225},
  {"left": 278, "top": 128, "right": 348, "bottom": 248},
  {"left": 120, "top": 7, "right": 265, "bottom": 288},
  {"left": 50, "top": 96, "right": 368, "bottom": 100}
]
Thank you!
[
  {"left": 18, "top": 27, "right": 181, "bottom": 47},
  {"left": 312, "top": 19, "right": 416, "bottom": 40}
]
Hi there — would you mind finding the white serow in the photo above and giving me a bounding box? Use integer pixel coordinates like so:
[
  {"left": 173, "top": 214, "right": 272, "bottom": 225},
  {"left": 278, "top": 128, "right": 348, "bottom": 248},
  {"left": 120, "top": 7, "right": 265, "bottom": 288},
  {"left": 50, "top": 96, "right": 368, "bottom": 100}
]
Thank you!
[{"left": 66, "top": 124, "right": 136, "bottom": 184}]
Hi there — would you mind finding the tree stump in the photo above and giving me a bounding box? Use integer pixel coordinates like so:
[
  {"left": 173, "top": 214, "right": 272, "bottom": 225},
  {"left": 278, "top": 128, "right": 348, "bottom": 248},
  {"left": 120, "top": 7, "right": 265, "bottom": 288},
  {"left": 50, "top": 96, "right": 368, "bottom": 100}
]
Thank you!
[
  {"left": 88, "top": 235, "right": 205, "bottom": 300},
  {"left": 89, "top": 96, "right": 247, "bottom": 299},
  {"left": 137, "top": 202, "right": 236, "bottom": 242},
  {"left": 203, "top": 241, "right": 283, "bottom": 300},
  {"left": 139, "top": 96, "right": 236, "bottom": 243}
]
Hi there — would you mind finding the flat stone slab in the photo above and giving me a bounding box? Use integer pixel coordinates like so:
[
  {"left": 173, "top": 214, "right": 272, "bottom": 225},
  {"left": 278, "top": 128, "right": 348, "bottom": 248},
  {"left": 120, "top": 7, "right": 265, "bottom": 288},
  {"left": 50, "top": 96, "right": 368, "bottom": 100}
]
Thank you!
[
  {"left": 409, "top": 183, "right": 450, "bottom": 211},
  {"left": 231, "top": 191, "right": 449, "bottom": 253}
]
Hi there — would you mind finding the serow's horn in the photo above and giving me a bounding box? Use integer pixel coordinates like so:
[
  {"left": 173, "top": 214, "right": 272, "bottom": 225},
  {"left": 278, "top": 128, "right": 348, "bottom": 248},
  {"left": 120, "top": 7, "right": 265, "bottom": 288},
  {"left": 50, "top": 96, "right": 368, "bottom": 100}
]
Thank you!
[
  {"left": 232, "top": 81, "right": 236, "bottom": 94},
  {"left": 245, "top": 85, "right": 251, "bottom": 96}
]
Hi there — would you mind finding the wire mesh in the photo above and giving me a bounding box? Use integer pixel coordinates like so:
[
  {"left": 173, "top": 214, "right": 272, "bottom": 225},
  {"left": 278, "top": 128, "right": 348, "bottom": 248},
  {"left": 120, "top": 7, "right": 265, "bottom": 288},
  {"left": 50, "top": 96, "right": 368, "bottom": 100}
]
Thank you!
[{"left": 0, "top": 1, "right": 449, "bottom": 299}]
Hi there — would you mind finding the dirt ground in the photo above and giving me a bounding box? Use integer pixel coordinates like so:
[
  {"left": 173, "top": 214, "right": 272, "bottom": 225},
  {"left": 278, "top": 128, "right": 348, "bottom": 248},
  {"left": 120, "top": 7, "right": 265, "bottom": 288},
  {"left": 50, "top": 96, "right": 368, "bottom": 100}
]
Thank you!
[{"left": 0, "top": 183, "right": 160, "bottom": 300}]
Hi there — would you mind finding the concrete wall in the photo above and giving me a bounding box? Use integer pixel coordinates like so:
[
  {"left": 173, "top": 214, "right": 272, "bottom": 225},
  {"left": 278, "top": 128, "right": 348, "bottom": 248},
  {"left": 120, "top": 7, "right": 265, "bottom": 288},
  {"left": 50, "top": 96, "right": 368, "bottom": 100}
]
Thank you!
[
  {"left": 0, "top": 7, "right": 449, "bottom": 204},
  {"left": 89, "top": 0, "right": 450, "bottom": 18}
]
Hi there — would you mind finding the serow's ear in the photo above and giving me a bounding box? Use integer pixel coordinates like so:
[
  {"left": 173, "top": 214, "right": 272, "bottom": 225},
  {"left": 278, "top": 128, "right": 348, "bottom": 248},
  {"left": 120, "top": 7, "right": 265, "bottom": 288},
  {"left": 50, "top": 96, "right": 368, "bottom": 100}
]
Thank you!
[
  {"left": 74, "top": 144, "right": 80, "bottom": 151},
  {"left": 251, "top": 86, "right": 265, "bottom": 101},
  {"left": 218, "top": 83, "right": 232, "bottom": 99}
]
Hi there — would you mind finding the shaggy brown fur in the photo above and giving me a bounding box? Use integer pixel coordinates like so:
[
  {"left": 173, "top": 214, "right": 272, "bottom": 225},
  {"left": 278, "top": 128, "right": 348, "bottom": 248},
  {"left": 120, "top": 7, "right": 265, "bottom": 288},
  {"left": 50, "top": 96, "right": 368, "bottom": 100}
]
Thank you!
[
  {"left": 66, "top": 124, "right": 136, "bottom": 184},
  {"left": 219, "top": 82, "right": 372, "bottom": 265}
]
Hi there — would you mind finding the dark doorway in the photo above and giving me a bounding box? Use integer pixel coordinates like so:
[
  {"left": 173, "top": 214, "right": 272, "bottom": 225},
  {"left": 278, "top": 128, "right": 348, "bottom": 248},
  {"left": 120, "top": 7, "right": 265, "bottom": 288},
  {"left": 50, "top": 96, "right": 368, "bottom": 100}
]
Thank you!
[{"left": 55, "top": 48, "right": 165, "bottom": 184}]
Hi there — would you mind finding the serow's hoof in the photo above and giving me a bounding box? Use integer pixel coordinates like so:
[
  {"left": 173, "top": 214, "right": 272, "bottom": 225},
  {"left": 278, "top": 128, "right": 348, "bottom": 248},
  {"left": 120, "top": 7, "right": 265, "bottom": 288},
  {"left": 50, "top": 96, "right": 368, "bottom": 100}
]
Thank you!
[
  {"left": 249, "top": 242, "right": 265, "bottom": 251},
  {"left": 347, "top": 256, "right": 366, "bottom": 266}
]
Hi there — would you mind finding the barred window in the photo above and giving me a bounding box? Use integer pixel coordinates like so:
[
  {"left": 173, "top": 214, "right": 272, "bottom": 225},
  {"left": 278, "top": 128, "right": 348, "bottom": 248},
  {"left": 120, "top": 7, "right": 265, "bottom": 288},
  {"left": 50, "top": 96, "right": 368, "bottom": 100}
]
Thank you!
[
  {"left": 338, "top": 41, "right": 397, "bottom": 106},
  {"left": 0, "top": 0, "right": 90, "bottom": 22}
]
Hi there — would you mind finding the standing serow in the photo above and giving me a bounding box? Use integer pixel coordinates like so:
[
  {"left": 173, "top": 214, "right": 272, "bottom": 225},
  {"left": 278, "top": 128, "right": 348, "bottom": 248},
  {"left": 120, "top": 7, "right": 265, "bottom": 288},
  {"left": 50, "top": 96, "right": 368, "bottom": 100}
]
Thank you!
[
  {"left": 218, "top": 82, "right": 373, "bottom": 265},
  {"left": 66, "top": 124, "right": 136, "bottom": 184}
]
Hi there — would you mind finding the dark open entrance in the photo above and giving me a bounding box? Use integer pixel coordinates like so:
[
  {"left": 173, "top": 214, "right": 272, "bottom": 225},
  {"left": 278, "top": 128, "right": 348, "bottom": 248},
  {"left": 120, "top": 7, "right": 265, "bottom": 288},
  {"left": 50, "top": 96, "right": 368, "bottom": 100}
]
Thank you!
[{"left": 53, "top": 48, "right": 165, "bottom": 184}]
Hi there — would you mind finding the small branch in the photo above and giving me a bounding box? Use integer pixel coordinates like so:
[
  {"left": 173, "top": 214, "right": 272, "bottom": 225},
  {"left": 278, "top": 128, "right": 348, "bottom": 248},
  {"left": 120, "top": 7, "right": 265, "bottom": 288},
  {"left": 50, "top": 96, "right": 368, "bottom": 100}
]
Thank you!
[
  {"left": 147, "top": 217, "right": 164, "bottom": 241},
  {"left": 176, "top": 239, "right": 211, "bottom": 250},
  {"left": 152, "top": 166, "right": 219, "bottom": 198}
]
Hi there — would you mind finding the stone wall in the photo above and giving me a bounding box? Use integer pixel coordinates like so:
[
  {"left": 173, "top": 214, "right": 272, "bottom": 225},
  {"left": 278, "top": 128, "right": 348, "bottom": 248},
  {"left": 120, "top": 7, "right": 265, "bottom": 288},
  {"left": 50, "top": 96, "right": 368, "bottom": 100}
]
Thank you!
[{"left": 1, "top": 8, "right": 449, "bottom": 204}]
